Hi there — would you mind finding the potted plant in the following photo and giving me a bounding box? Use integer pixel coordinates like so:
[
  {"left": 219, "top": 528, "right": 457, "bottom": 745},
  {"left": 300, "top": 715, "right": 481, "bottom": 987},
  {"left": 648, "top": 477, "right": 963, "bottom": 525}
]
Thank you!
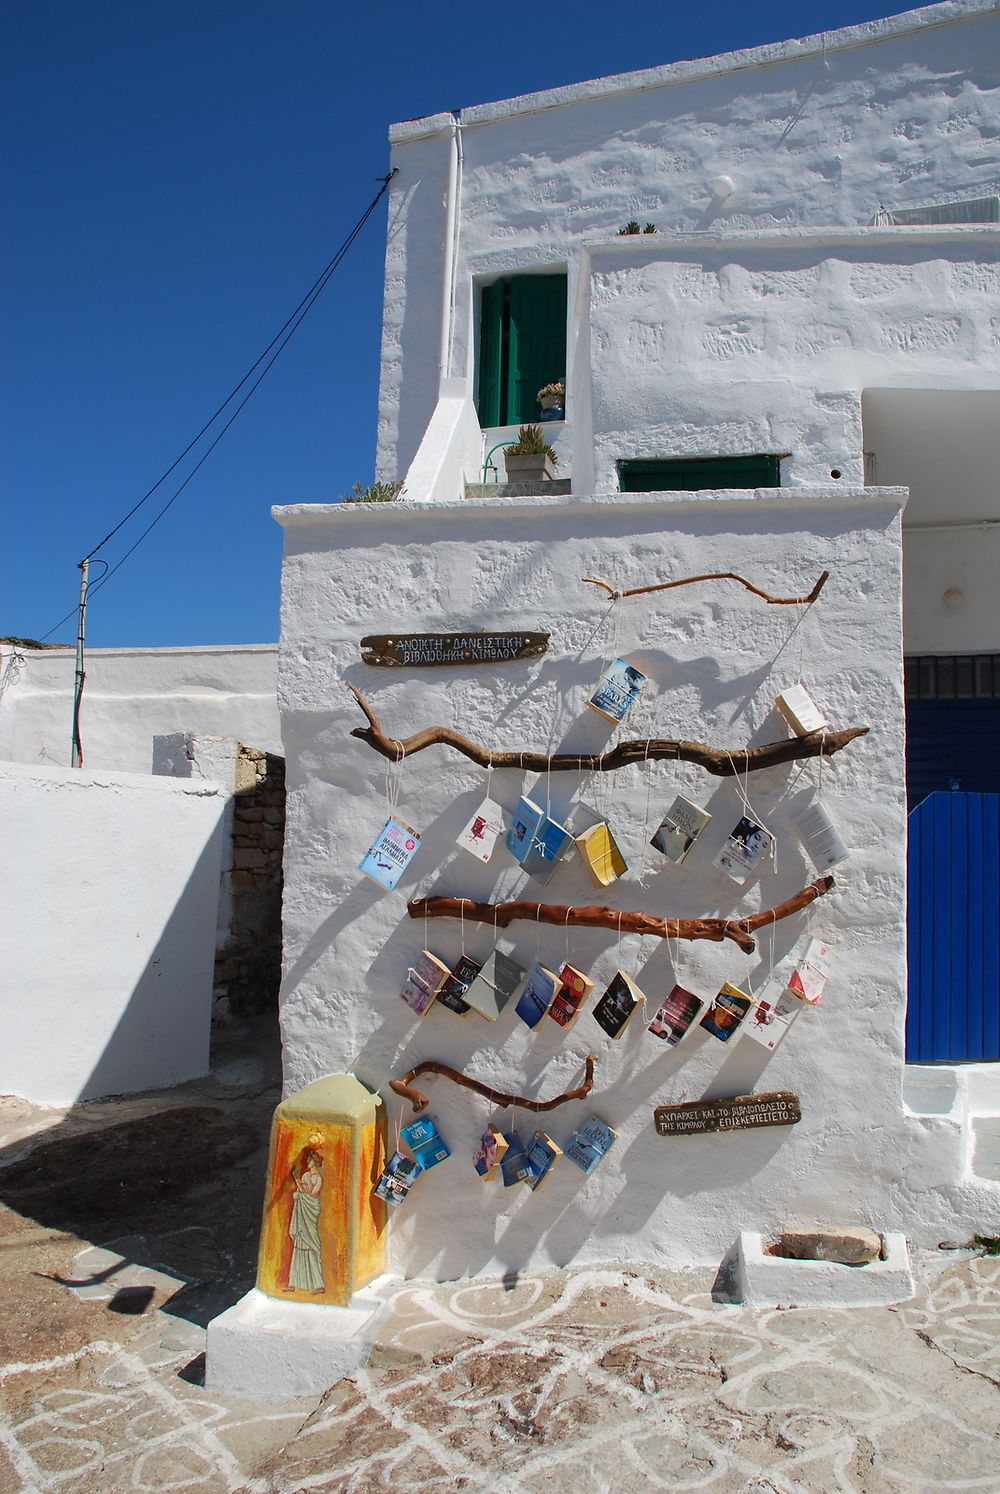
[
  {"left": 537, "top": 380, "right": 565, "bottom": 422},
  {"left": 503, "top": 425, "right": 558, "bottom": 483}
]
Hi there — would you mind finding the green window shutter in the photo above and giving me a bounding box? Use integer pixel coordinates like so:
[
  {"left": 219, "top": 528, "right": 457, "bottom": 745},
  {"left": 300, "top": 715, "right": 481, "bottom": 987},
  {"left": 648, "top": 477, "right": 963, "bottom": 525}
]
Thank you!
[
  {"left": 618, "top": 455, "right": 782, "bottom": 491},
  {"left": 507, "top": 275, "right": 567, "bottom": 425},
  {"left": 477, "top": 281, "right": 504, "bottom": 428}
]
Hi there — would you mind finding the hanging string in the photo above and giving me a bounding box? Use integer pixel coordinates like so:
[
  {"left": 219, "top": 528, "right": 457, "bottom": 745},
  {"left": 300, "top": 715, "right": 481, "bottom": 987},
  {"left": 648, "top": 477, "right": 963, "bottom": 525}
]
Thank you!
[
  {"left": 563, "top": 905, "right": 572, "bottom": 968},
  {"left": 535, "top": 903, "right": 543, "bottom": 964}
]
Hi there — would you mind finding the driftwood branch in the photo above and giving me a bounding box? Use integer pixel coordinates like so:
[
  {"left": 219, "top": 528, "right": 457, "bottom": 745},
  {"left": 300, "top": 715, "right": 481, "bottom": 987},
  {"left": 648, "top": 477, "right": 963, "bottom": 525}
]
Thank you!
[
  {"left": 389, "top": 1055, "right": 597, "bottom": 1115},
  {"left": 349, "top": 685, "right": 867, "bottom": 776},
  {"left": 582, "top": 570, "right": 829, "bottom": 606},
  {"left": 408, "top": 876, "right": 835, "bottom": 956}
]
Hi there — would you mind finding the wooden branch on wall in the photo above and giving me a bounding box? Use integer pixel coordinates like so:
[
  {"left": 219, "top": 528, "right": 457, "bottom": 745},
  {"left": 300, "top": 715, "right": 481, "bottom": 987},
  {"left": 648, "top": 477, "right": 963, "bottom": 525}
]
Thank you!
[
  {"left": 582, "top": 570, "right": 829, "bottom": 606},
  {"left": 349, "top": 686, "right": 867, "bottom": 776},
  {"left": 389, "top": 1055, "right": 597, "bottom": 1115},
  {"left": 408, "top": 876, "right": 835, "bottom": 956}
]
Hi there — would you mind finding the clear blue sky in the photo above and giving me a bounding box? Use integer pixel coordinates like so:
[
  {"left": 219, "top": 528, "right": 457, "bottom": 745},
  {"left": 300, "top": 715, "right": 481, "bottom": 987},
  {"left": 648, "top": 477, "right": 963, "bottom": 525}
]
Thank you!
[{"left": 4, "top": 0, "right": 898, "bottom": 648}]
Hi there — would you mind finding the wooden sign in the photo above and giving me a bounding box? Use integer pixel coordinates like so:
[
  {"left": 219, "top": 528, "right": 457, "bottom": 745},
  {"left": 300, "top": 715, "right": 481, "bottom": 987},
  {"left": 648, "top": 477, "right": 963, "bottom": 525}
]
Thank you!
[
  {"left": 653, "top": 1090, "right": 801, "bottom": 1137},
  {"left": 361, "top": 632, "right": 549, "bottom": 668}
]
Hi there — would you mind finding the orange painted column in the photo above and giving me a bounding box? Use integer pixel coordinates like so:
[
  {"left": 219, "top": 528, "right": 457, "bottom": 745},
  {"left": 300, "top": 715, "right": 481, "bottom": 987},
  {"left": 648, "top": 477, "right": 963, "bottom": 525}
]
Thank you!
[{"left": 256, "top": 1073, "right": 386, "bottom": 1307}]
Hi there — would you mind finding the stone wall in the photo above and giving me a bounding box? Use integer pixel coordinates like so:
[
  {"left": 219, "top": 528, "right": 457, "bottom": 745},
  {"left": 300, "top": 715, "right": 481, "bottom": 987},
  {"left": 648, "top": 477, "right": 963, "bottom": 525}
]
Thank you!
[{"left": 214, "top": 746, "right": 285, "bottom": 1019}]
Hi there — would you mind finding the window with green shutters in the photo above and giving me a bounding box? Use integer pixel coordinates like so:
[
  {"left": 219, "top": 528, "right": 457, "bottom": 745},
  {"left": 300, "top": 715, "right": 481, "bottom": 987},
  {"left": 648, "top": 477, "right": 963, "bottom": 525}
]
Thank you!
[
  {"left": 476, "top": 274, "right": 567, "bottom": 427},
  {"left": 618, "top": 455, "right": 783, "bottom": 491}
]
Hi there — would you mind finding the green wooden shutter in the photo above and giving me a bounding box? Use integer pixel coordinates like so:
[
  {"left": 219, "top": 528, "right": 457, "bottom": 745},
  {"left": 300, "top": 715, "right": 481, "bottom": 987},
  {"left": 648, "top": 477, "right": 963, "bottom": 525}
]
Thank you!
[
  {"left": 618, "top": 455, "right": 782, "bottom": 491},
  {"left": 477, "top": 280, "right": 504, "bottom": 428},
  {"left": 508, "top": 275, "right": 567, "bottom": 424}
]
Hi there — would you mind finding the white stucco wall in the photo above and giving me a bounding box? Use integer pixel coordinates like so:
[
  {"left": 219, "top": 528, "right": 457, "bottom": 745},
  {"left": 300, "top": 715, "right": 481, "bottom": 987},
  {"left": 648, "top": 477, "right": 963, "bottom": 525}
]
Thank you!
[
  {"left": 274, "top": 489, "right": 998, "bottom": 1279},
  {"left": 0, "top": 761, "right": 227, "bottom": 1105},
  {"left": 0, "top": 643, "right": 280, "bottom": 774}
]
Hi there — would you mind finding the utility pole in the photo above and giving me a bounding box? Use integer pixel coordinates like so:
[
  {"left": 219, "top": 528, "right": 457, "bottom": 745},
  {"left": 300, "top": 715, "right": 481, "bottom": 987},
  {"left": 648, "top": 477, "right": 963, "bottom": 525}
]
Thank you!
[{"left": 71, "top": 558, "right": 88, "bottom": 767}]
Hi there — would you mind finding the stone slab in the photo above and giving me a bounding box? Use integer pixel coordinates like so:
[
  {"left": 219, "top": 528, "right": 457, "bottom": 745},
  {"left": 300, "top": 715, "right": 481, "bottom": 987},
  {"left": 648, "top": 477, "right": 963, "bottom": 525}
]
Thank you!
[
  {"left": 205, "top": 1278, "right": 394, "bottom": 1398},
  {"left": 734, "top": 1230, "right": 914, "bottom": 1308}
]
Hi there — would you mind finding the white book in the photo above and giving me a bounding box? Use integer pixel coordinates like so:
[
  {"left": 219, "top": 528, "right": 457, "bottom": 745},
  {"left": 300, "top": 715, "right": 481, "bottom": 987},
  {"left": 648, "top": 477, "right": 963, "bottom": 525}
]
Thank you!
[
  {"left": 456, "top": 798, "right": 505, "bottom": 863},
  {"left": 775, "top": 684, "right": 828, "bottom": 737},
  {"left": 743, "top": 990, "right": 803, "bottom": 1051},
  {"left": 792, "top": 801, "right": 849, "bottom": 872}
]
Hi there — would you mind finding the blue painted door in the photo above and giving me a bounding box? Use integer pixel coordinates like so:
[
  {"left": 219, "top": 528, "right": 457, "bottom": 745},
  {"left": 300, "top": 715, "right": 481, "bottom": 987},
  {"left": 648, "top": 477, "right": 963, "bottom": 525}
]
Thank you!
[{"left": 906, "top": 792, "right": 1000, "bottom": 1062}]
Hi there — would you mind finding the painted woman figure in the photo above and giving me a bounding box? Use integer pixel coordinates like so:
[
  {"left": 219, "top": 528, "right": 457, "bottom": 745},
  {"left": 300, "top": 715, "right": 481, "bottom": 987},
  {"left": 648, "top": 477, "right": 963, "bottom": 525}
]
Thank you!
[{"left": 287, "top": 1148, "right": 325, "bottom": 1292}]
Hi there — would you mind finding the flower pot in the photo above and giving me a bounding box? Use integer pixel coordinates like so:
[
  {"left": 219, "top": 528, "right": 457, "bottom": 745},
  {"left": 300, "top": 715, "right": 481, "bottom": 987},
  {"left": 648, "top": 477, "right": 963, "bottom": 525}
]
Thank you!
[{"left": 503, "top": 453, "right": 557, "bottom": 483}]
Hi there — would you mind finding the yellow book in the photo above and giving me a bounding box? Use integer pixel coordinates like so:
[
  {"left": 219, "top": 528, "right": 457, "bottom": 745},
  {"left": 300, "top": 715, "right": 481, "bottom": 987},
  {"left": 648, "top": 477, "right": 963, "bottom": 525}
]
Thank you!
[{"left": 575, "top": 822, "right": 628, "bottom": 888}]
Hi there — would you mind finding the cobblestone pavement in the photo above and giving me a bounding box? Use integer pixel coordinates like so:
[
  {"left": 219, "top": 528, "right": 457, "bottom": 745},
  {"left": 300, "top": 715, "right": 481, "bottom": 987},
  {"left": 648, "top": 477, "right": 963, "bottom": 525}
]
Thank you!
[{"left": 1, "top": 1027, "right": 998, "bottom": 1494}]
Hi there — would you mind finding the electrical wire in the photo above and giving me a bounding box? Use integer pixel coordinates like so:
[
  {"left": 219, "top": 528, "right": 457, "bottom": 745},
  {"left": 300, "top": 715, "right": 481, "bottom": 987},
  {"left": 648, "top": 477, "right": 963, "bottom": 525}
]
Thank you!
[{"left": 38, "top": 169, "right": 397, "bottom": 642}]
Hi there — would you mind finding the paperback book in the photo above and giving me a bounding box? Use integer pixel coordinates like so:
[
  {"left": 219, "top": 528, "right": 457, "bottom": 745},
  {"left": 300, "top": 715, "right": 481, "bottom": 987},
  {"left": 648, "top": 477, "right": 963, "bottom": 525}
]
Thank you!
[
  {"left": 699, "top": 982, "right": 755, "bottom": 1042},
  {"left": 650, "top": 795, "right": 712, "bottom": 865},
  {"left": 587, "top": 657, "right": 647, "bottom": 725},
  {"left": 523, "top": 1131, "right": 563, "bottom": 1192},
  {"left": 399, "top": 950, "right": 453, "bottom": 1017},
  {"left": 358, "top": 818, "right": 422, "bottom": 891},
  {"left": 462, "top": 948, "right": 527, "bottom": 1022},
  {"left": 791, "top": 801, "right": 849, "bottom": 872},
  {"left": 506, "top": 796, "right": 574, "bottom": 885},
  {"left": 456, "top": 798, "right": 506, "bottom": 863},
  {"left": 514, "top": 963, "right": 561, "bottom": 1029},
  {"left": 744, "top": 990, "right": 802, "bottom": 1052},
  {"left": 592, "top": 971, "right": 645, "bottom": 1039},
  {"left": 786, "top": 937, "right": 833, "bottom": 1004},
  {"left": 500, "top": 1132, "right": 533, "bottom": 1187},
  {"left": 400, "top": 1117, "right": 451, "bottom": 1170},
  {"left": 472, "top": 1124, "right": 509, "bottom": 1181},
  {"left": 647, "top": 984, "right": 703, "bottom": 1046},
  {"left": 564, "top": 1116, "right": 619, "bottom": 1175},
  {"left": 548, "top": 964, "right": 595, "bottom": 1028},
  {"left": 713, "top": 816, "right": 774, "bottom": 884},
  {"left": 775, "top": 684, "right": 828, "bottom": 737},
  {"left": 436, "top": 952, "right": 482, "bottom": 1017},
  {"left": 373, "top": 1151, "right": 421, "bottom": 1207},
  {"left": 575, "top": 821, "right": 628, "bottom": 888}
]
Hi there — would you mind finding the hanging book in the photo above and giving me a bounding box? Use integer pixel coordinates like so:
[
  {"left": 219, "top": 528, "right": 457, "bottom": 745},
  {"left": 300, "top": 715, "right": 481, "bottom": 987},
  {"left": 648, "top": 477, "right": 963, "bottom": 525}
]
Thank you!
[
  {"left": 400, "top": 1117, "right": 451, "bottom": 1170},
  {"left": 549, "top": 964, "right": 595, "bottom": 1028},
  {"left": 786, "top": 937, "right": 833, "bottom": 1004},
  {"left": 564, "top": 1116, "right": 619, "bottom": 1175},
  {"left": 592, "top": 971, "right": 645, "bottom": 1039},
  {"left": 462, "top": 948, "right": 527, "bottom": 1022},
  {"left": 514, "top": 963, "right": 560, "bottom": 1029},
  {"left": 588, "top": 657, "right": 647, "bottom": 725},
  {"left": 472, "top": 1124, "right": 509, "bottom": 1181},
  {"left": 650, "top": 796, "right": 712, "bottom": 865},
  {"left": 506, "top": 796, "right": 574, "bottom": 885},
  {"left": 523, "top": 1131, "right": 563, "bottom": 1192},
  {"left": 456, "top": 798, "right": 506, "bottom": 863},
  {"left": 437, "top": 952, "right": 482, "bottom": 1016},
  {"left": 791, "top": 801, "right": 849, "bottom": 873},
  {"left": 744, "top": 990, "right": 803, "bottom": 1052},
  {"left": 373, "top": 1151, "right": 421, "bottom": 1207},
  {"left": 500, "top": 1132, "right": 533, "bottom": 1187},
  {"left": 575, "top": 822, "right": 628, "bottom": 888},
  {"left": 399, "top": 950, "right": 453, "bottom": 1017},
  {"left": 699, "top": 982, "right": 755, "bottom": 1042},
  {"left": 713, "top": 816, "right": 774, "bottom": 884},
  {"left": 775, "top": 684, "right": 828, "bottom": 737},
  {"left": 358, "top": 817, "right": 422, "bottom": 891},
  {"left": 647, "top": 984, "right": 703, "bottom": 1046}
]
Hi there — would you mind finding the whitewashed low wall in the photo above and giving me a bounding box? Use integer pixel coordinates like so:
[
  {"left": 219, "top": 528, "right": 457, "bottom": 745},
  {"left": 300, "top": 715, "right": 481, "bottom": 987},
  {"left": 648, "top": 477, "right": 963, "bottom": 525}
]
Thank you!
[
  {"left": 275, "top": 489, "right": 997, "bottom": 1278},
  {"left": 0, "top": 761, "right": 226, "bottom": 1105},
  {"left": 0, "top": 643, "right": 280, "bottom": 774}
]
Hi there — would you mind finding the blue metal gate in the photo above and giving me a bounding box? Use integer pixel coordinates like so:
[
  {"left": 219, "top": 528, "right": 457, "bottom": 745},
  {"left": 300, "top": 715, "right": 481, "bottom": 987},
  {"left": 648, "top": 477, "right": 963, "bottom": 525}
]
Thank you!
[{"left": 906, "top": 792, "right": 1000, "bottom": 1062}]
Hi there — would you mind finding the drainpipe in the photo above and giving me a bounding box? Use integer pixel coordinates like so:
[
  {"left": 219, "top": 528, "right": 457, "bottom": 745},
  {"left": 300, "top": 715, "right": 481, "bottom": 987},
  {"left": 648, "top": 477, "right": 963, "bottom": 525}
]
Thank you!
[{"left": 438, "top": 112, "right": 463, "bottom": 387}]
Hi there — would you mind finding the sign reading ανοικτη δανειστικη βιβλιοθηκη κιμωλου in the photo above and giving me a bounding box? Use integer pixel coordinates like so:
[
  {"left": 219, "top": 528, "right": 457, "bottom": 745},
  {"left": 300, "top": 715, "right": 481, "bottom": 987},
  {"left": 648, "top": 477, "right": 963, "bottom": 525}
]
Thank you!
[{"left": 360, "top": 633, "right": 549, "bottom": 667}]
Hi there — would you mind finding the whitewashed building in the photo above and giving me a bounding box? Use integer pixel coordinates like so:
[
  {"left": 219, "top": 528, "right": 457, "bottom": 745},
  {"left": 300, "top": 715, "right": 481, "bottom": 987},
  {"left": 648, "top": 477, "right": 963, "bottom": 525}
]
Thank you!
[{"left": 267, "top": 0, "right": 999, "bottom": 1295}]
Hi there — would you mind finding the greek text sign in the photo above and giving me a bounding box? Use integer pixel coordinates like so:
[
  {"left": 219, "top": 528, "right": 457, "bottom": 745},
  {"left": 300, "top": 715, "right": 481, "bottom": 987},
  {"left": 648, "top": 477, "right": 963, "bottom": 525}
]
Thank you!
[
  {"left": 361, "top": 633, "right": 549, "bottom": 668},
  {"left": 653, "top": 1090, "right": 801, "bottom": 1137}
]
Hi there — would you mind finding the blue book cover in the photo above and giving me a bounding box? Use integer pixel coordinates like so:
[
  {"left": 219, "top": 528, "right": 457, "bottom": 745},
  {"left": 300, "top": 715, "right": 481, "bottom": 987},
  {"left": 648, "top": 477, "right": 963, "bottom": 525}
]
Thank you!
[
  {"left": 506, "top": 797, "right": 542, "bottom": 861},
  {"left": 372, "top": 1151, "right": 421, "bottom": 1207},
  {"left": 514, "top": 963, "right": 559, "bottom": 1028},
  {"left": 587, "top": 658, "right": 647, "bottom": 725},
  {"left": 358, "top": 817, "right": 422, "bottom": 891},
  {"left": 500, "top": 1131, "right": 533, "bottom": 1187},
  {"left": 523, "top": 1130, "right": 563, "bottom": 1191},
  {"left": 564, "top": 1116, "right": 619, "bottom": 1174},
  {"left": 400, "top": 1117, "right": 451, "bottom": 1169}
]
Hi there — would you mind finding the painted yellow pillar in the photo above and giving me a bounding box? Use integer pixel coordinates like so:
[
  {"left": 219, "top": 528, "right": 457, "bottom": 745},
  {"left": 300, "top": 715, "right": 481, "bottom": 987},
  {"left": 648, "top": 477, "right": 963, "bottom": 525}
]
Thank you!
[{"left": 256, "top": 1073, "right": 386, "bottom": 1307}]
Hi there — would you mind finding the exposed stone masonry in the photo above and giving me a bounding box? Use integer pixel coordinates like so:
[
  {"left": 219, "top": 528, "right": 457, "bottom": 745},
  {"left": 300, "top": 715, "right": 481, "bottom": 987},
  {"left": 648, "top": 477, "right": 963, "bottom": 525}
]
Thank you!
[{"left": 213, "top": 746, "right": 284, "bottom": 1018}]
